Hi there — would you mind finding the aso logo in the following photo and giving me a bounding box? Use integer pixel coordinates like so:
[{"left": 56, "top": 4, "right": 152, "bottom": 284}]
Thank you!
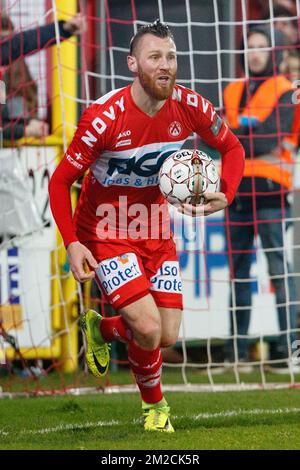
[
  {"left": 96, "top": 253, "right": 142, "bottom": 295},
  {"left": 107, "top": 149, "right": 176, "bottom": 177}
]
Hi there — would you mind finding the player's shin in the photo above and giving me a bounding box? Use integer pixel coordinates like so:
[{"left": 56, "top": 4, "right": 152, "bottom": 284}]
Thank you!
[{"left": 128, "top": 340, "right": 163, "bottom": 404}]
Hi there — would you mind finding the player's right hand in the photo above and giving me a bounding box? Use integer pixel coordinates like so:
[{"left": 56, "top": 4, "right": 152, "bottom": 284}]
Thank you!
[{"left": 67, "top": 241, "right": 98, "bottom": 283}]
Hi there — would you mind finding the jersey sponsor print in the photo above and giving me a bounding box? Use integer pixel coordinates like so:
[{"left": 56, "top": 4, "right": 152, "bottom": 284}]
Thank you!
[
  {"left": 96, "top": 253, "right": 142, "bottom": 296},
  {"left": 49, "top": 81, "right": 243, "bottom": 255},
  {"left": 63, "top": 84, "right": 230, "bottom": 248},
  {"left": 150, "top": 261, "right": 182, "bottom": 294}
]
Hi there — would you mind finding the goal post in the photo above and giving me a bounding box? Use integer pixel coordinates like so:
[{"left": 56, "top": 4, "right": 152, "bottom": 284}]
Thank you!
[
  {"left": 51, "top": 0, "right": 78, "bottom": 142},
  {"left": 51, "top": 0, "right": 79, "bottom": 373}
]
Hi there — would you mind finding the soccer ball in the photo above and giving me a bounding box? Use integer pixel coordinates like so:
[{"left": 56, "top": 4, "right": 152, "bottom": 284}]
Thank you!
[{"left": 159, "top": 149, "right": 220, "bottom": 206}]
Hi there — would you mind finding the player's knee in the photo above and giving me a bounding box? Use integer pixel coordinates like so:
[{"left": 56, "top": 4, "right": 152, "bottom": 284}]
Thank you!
[
  {"left": 141, "top": 319, "right": 161, "bottom": 339},
  {"left": 136, "top": 317, "right": 161, "bottom": 347},
  {"left": 160, "top": 332, "right": 178, "bottom": 348}
]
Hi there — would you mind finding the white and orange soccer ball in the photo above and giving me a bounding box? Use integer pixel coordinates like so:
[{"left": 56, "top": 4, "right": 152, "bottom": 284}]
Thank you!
[{"left": 159, "top": 149, "right": 220, "bottom": 206}]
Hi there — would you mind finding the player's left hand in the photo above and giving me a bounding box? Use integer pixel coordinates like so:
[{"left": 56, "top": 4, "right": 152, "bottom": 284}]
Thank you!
[{"left": 179, "top": 192, "right": 228, "bottom": 217}]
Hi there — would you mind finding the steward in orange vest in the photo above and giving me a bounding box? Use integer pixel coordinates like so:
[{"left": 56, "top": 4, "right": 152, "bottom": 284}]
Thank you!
[
  {"left": 223, "top": 25, "right": 299, "bottom": 367},
  {"left": 224, "top": 25, "right": 296, "bottom": 210}
]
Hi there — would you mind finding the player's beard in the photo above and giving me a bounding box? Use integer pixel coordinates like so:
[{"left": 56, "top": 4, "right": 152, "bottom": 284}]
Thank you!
[{"left": 137, "top": 66, "right": 176, "bottom": 100}]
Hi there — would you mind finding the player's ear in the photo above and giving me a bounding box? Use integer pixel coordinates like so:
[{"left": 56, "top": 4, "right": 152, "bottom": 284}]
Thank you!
[{"left": 127, "top": 55, "right": 138, "bottom": 73}]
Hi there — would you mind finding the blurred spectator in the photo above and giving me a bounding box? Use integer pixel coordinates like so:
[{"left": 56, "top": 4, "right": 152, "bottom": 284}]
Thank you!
[
  {"left": 267, "top": 5, "right": 299, "bottom": 45},
  {"left": 270, "top": 5, "right": 300, "bottom": 94},
  {"left": 223, "top": 25, "right": 299, "bottom": 373},
  {"left": 0, "top": 13, "right": 84, "bottom": 66},
  {"left": 0, "top": 14, "right": 48, "bottom": 140},
  {"left": 281, "top": 48, "right": 300, "bottom": 81},
  {"left": 1, "top": 15, "right": 38, "bottom": 118},
  {"left": 261, "top": 1, "right": 297, "bottom": 19},
  {"left": 274, "top": 0, "right": 297, "bottom": 15},
  {"left": 0, "top": 13, "right": 84, "bottom": 140}
]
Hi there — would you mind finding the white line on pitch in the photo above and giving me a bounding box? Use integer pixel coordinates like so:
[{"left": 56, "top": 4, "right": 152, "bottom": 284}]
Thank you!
[
  {"left": 23, "top": 419, "right": 119, "bottom": 434},
  {"left": 190, "top": 407, "right": 300, "bottom": 420},
  {"left": 1, "top": 407, "right": 300, "bottom": 437}
]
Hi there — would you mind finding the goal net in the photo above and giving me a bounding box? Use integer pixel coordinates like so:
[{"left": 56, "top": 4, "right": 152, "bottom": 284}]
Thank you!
[{"left": 0, "top": 0, "right": 299, "bottom": 397}]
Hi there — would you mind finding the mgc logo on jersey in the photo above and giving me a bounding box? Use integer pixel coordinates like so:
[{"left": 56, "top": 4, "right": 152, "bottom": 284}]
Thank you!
[
  {"left": 150, "top": 261, "right": 182, "bottom": 293},
  {"left": 93, "top": 143, "right": 185, "bottom": 188},
  {"left": 96, "top": 253, "right": 142, "bottom": 295},
  {"left": 107, "top": 148, "right": 177, "bottom": 178}
]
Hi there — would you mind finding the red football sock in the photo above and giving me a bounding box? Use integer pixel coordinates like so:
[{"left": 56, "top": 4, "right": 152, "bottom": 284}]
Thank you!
[
  {"left": 100, "top": 315, "right": 132, "bottom": 342},
  {"left": 128, "top": 340, "right": 163, "bottom": 404}
]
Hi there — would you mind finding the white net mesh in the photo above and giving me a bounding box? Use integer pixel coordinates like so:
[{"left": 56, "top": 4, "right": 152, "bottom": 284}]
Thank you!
[{"left": 0, "top": 0, "right": 299, "bottom": 396}]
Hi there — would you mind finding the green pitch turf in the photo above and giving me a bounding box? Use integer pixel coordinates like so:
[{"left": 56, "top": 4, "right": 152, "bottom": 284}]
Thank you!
[
  {"left": 1, "top": 366, "right": 298, "bottom": 394},
  {"left": 1, "top": 389, "right": 300, "bottom": 450}
]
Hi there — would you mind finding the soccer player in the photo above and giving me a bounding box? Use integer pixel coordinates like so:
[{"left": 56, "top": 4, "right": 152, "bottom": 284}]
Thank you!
[{"left": 49, "top": 20, "right": 245, "bottom": 432}]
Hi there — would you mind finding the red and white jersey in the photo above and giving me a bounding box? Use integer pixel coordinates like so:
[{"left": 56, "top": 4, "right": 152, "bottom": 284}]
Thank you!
[{"left": 49, "top": 84, "right": 244, "bottom": 253}]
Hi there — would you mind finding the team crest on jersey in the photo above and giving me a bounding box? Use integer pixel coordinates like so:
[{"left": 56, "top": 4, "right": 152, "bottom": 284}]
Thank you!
[{"left": 168, "top": 121, "right": 182, "bottom": 138}]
